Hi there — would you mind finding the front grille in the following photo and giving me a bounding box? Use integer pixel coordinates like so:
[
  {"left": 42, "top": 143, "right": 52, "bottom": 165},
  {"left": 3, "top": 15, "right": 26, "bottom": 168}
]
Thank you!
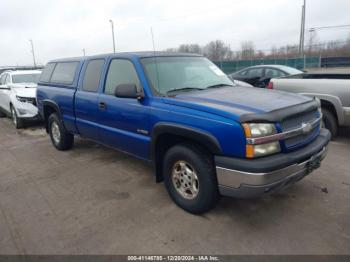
[{"left": 281, "top": 109, "right": 320, "bottom": 149}]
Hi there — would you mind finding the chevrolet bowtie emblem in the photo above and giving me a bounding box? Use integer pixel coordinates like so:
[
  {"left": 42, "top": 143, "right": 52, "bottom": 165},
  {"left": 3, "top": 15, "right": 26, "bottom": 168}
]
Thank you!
[{"left": 301, "top": 122, "right": 312, "bottom": 133}]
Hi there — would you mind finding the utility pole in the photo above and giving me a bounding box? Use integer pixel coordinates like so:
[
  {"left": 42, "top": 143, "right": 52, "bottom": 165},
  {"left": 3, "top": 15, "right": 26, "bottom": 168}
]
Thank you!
[
  {"left": 29, "top": 39, "right": 37, "bottom": 68},
  {"left": 82, "top": 48, "right": 86, "bottom": 56},
  {"left": 298, "top": 0, "right": 306, "bottom": 57},
  {"left": 109, "top": 19, "right": 116, "bottom": 53}
]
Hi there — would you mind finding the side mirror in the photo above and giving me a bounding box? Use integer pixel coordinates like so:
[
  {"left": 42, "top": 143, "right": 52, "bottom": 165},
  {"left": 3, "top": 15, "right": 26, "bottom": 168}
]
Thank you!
[
  {"left": 0, "top": 85, "right": 10, "bottom": 90},
  {"left": 114, "top": 84, "right": 144, "bottom": 100}
]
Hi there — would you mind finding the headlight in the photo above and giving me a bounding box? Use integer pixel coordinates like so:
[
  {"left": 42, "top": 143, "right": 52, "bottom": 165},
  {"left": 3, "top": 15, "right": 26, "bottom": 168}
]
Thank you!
[
  {"left": 16, "top": 96, "right": 35, "bottom": 104},
  {"left": 243, "top": 123, "right": 277, "bottom": 137},
  {"left": 246, "top": 141, "right": 280, "bottom": 158},
  {"left": 242, "top": 123, "right": 280, "bottom": 158}
]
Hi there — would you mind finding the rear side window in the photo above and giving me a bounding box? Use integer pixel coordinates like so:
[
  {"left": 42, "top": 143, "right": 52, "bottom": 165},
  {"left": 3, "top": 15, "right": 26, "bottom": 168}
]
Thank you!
[
  {"left": 104, "top": 59, "right": 140, "bottom": 95},
  {"left": 82, "top": 59, "right": 105, "bottom": 92},
  {"left": 51, "top": 62, "right": 79, "bottom": 84},
  {"left": 40, "top": 63, "right": 56, "bottom": 82},
  {"left": 265, "top": 69, "right": 286, "bottom": 78}
]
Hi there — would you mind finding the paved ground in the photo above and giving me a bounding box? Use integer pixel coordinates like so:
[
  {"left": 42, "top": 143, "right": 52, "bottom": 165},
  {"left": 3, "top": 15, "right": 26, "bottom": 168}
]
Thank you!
[{"left": 0, "top": 118, "right": 349, "bottom": 255}]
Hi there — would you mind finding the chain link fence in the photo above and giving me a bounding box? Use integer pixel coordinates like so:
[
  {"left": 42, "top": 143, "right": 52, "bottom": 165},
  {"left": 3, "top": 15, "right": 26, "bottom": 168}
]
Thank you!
[{"left": 214, "top": 56, "right": 321, "bottom": 74}]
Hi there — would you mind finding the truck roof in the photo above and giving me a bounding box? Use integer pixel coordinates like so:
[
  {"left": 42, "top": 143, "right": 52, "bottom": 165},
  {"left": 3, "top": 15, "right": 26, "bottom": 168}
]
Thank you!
[{"left": 49, "top": 52, "right": 202, "bottom": 63}]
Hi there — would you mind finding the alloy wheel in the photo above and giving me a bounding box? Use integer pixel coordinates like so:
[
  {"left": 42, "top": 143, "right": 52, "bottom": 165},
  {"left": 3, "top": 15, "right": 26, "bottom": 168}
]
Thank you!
[
  {"left": 171, "top": 160, "right": 199, "bottom": 200},
  {"left": 51, "top": 121, "right": 61, "bottom": 144}
]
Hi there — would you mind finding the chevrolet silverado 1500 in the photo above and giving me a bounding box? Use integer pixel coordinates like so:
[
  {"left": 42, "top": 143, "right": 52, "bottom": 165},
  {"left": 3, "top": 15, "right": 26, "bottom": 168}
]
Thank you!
[{"left": 36, "top": 52, "right": 330, "bottom": 213}]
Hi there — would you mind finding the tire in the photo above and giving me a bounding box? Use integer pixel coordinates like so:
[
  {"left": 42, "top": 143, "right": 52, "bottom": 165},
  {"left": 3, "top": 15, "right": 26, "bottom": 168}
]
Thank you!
[
  {"left": 48, "top": 113, "right": 74, "bottom": 150},
  {"left": 163, "top": 143, "right": 219, "bottom": 214},
  {"left": 11, "top": 106, "right": 24, "bottom": 129},
  {"left": 322, "top": 108, "right": 338, "bottom": 139}
]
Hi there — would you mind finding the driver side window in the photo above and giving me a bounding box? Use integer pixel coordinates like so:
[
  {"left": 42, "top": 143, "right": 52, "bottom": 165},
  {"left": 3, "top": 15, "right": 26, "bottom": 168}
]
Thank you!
[{"left": 104, "top": 59, "right": 140, "bottom": 95}]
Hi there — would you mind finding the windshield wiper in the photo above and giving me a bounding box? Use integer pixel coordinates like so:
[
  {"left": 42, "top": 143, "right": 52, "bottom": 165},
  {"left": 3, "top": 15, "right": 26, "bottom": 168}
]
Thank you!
[
  {"left": 206, "top": 83, "right": 234, "bottom": 89},
  {"left": 166, "top": 87, "right": 203, "bottom": 96}
]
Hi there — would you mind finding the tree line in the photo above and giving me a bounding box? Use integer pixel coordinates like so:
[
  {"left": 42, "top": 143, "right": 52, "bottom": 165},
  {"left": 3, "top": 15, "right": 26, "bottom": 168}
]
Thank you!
[{"left": 165, "top": 34, "right": 350, "bottom": 61}]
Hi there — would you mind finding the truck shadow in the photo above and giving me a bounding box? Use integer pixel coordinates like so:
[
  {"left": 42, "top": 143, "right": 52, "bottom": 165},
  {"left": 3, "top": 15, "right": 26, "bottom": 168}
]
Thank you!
[
  {"left": 14, "top": 121, "right": 348, "bottom": 224},
  {"left": 337, "top": 127, "right": 350, "bottom": 141}
]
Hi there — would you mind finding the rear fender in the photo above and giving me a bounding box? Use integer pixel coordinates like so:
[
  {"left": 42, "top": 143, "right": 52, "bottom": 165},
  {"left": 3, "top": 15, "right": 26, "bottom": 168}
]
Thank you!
[{"left": 300, "top": 93, "right": 343, "bottom": 124}]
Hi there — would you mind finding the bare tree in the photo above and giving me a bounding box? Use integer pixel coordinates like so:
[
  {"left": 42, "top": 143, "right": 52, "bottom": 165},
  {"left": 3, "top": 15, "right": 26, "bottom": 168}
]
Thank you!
[
  {"left": 240, "top": 41, "right": 255, "bottom": 60},
  {"left": 203, "top": 40, "right": 230, "bottom": 61},
  {"left": 166, "top": 37, "right": 350, "bottom": 60}
]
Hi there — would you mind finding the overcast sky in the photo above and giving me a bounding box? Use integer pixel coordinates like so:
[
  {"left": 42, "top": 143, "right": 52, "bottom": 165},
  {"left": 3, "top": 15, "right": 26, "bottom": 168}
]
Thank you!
[{"left": 0, "top": 0, "right": 349, "bottom": 66}]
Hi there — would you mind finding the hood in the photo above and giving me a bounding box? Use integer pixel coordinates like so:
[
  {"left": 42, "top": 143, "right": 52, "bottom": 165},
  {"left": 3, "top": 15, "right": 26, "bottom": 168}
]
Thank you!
[
  {"left": 13, "top": 86, "right": 37, "bottom": 98},
  {"left": 163, "top": 86, "right": 313, "bottom": 121}
]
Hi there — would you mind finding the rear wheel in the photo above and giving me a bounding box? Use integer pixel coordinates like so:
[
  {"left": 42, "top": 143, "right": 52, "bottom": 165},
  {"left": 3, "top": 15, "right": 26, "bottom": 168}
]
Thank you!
[
  {"left": 163, "top": 144, "right": 219, "bottom": 214},
  {"left": 321, "top": 108, "right": 338, "bottom": 139},
  {"left": 48, "top": 113, "right": 74, "bottom": 150},
  {"left": 11, "top": 106, "right": 24, "bottom": 129}
]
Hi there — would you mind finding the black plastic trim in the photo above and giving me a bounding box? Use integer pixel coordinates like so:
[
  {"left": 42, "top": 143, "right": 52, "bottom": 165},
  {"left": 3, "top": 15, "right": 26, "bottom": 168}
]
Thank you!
[
  {"left": 42, "top": 100, "right": 62, "bottom": 118},
  {"left": 215, "top": 128, "right": 331, "bottom": 173},
  {"left": 151, "top": 122, "right": 222, "bottom": 159},
  {"left": 239, "top": 99, "right": 319, "bottom": 123},
  {"left": 42, "top": 100, "right": 64, "bottom": 132}
]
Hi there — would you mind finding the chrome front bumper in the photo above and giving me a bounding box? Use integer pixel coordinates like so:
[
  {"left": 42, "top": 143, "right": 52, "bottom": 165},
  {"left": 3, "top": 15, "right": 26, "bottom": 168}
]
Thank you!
[{"left": 216, "top": 146, "right": 328, "bottom": 198}]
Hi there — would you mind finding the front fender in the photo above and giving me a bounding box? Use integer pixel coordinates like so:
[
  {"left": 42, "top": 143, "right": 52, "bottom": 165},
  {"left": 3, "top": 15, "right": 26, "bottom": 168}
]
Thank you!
[{"left": 151, "top": 122, "right": 223, "bottom": 160}]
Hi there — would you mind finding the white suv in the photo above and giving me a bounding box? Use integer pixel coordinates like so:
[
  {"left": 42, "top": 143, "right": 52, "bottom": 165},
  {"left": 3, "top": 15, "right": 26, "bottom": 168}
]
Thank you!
[{"left": 0, "top": 70, "right": 42, "bottom": 128}]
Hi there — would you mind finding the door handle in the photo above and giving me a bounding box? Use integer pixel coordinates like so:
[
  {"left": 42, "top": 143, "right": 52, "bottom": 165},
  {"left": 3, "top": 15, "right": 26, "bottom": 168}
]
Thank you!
[{"left": 99, "top": 102, "right": 106, "bottom": 109}]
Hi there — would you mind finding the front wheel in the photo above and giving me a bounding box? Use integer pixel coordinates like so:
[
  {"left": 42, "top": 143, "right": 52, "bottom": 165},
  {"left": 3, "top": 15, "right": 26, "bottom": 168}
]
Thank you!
[
  {"left": 163, "top": 144, "right": 219, "bottom": 214},
  {"left": 48, "top": 113, "right": 74, "bottom": 150},
  {"left": 11, "top": 106, "right": 24, "bottom": 129}
]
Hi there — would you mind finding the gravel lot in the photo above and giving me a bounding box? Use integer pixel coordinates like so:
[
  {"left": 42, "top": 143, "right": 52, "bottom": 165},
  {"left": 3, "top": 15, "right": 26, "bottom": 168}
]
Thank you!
[{"left": 0, "top": 118, "right": 349, "bottom": 255}]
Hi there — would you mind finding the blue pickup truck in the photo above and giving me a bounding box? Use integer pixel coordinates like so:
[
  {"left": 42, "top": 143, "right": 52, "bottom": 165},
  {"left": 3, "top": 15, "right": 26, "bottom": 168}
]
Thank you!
[{"left": 36, "top": 52, "right": 330, "bottom": 213}]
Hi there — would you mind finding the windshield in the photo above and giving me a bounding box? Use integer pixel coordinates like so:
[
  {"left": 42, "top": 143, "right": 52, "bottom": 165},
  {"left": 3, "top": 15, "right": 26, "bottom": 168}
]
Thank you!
[
  {"left": 141, "top": 56, "right": 233, "bottom": 96},
  {"left": 12, "top": 73, "right": 41, "bottom": 84}
]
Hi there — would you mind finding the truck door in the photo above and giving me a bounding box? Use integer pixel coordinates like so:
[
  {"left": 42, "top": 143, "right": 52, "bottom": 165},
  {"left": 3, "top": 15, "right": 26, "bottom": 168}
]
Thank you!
[
  {"left": 75, "top": 59, "right": 105, "bottom": 141},
  {"left": 96, "top": 58, "right": 150, "bottom": 160}
]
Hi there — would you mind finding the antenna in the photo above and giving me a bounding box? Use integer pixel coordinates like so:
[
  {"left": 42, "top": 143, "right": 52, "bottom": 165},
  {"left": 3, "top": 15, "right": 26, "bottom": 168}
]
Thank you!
[{"left": 150, "top": 27, "right": 161, "bottom": 93}]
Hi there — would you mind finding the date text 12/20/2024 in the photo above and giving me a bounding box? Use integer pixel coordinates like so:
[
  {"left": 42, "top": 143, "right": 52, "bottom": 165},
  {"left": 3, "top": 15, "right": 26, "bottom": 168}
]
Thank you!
[{"left": 127, "top": 255, "right": 219, "bottom": 261}]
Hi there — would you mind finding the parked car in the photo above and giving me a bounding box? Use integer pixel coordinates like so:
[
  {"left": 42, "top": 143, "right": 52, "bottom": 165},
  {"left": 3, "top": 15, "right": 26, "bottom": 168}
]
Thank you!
[
  {"left": 36, "top": 52, "right": 330, "bottom": 214},
  {"left": 268, "top": 73, "right": 350, "bottom": 138},
  {"left": 0, "top": 70, "right": 42, "bottom": 128},
  {"left": 230, "top": 65, "right": 303, "bottom": 88},
  {"left": 229, "top": 77, "right": 254, "bottom": 87}
]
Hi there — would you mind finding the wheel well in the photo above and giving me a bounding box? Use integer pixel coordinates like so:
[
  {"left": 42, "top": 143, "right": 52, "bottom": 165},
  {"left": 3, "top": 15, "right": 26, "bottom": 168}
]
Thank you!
[
  {"left": 320, "top": 100, "right": 338, "bottom": 123},
  {"left": 153, "top": 133, "right": 212, "bottom": 183},
  {"left": 43, "top": 105, "right": 57, "bottom": 132}
]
